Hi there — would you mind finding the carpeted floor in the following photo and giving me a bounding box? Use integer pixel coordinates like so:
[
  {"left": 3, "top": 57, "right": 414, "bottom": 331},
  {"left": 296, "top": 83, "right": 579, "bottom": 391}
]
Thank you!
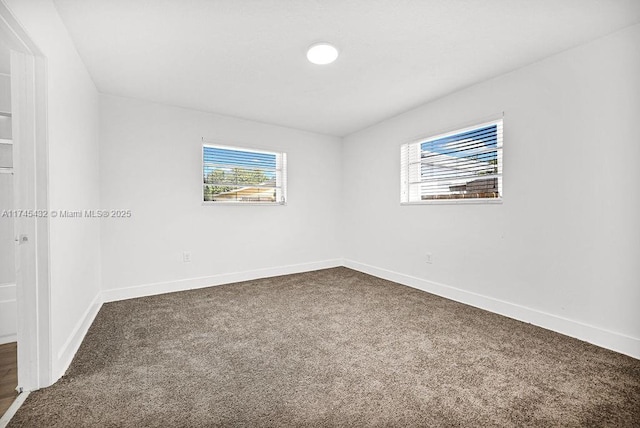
[{"left": 8, "top": 267, "right": 640, "bottom": 427}]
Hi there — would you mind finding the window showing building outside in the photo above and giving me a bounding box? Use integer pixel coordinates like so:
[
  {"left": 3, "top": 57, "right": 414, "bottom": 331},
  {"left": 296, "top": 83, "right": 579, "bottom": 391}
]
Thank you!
[
  {"left": 203, "top": 144, "right": 287, "bottom": 204},
  {"left": 401, "top": 119, "right": 503, "bottom": 203}
]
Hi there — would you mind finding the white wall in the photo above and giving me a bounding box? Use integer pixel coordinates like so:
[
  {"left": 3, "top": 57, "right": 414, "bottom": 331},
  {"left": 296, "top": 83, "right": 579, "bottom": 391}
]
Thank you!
[
  {"left": 99, "top": 95, "right": 342, "bottom": 299},
  {"left": 342, "top": 24, "right": 640, "bottom": 357},
  {"left": 5, "top": 0, "right": 102, "bottom": 379}
]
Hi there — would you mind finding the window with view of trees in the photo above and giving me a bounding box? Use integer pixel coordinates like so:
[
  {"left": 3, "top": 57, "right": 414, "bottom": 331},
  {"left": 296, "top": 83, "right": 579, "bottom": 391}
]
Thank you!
[
  {"left": 203, "top": 144, "right": 287, "bottom": 204},
  {"left": 401, "top": 119, "right": 503, "bottom": 203}
]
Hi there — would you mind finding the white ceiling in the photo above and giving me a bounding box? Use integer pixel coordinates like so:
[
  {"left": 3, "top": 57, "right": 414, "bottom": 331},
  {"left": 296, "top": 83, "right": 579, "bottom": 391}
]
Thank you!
[{"left": 53, "top": 0, "right": 640, "bottom": 137}]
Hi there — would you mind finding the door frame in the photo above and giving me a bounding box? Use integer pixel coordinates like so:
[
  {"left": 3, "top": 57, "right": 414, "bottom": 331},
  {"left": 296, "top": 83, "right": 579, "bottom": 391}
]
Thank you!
[{"left": 0, "top": 1, "right": 51, "bottom": 391}]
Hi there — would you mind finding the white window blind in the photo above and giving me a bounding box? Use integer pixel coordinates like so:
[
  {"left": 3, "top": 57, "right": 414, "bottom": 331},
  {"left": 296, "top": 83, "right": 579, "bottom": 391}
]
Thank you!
[
  {"left": 203, "top": 144, "right": 287, "bottom": 204},
  {"left": 401, "top": 119, "right": 503, "bottom": 203}
]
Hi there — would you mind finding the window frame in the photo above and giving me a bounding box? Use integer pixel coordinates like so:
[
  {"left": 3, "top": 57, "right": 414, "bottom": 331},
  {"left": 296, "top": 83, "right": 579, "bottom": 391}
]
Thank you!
[
  {"left": 202, "top": 142, "right": 287, "bottom": 206},
  {"left": 400, "top": 118, "right": 503, "bottom": 205}
]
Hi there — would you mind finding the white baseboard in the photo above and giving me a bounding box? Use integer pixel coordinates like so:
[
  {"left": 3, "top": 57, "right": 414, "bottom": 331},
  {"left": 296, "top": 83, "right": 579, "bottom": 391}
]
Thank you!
[
  {"left": 54, "top": 291, "right": 103, "bottom": 381},
  {"left": 344, "top": 259, "right": 640, "bottom": 360},
  {"left": 0, "top": 334, "right": 17, "bottom": 345},
  {"left": 52, "top": 260, "right": 340, "bottom": 384},
  {"left": 0, "top": 391, "right": 29, "bottom": 428},
  {"left": 102, "top": 259, "right": 343, "bottom": 303},
  {"left": 44, "top": 257, "right": 639, "bottom": 390}
]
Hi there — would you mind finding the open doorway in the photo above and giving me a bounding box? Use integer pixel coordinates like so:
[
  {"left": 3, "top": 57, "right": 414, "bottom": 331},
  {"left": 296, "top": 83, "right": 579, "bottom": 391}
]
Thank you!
[
  {"left": 0, "top": 32, "right": 16, "bottom": 418},
  {"left": 0, "top": 2, "right": 50, "bottom": 420}
]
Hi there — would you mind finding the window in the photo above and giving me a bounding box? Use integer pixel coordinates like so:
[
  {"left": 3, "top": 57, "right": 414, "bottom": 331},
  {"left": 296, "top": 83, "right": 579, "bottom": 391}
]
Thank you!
[
  {"left": 401, "top": 119, "right": 503, "bottom": 203},
  {"left": 203, "top": 144, "right": 287, "bottom": 204}
]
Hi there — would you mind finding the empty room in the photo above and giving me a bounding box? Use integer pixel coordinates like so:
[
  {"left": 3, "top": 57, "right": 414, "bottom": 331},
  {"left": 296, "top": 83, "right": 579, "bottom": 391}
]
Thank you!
[{"left": 0, "top": 0, "right": 639, "bottom": 426}]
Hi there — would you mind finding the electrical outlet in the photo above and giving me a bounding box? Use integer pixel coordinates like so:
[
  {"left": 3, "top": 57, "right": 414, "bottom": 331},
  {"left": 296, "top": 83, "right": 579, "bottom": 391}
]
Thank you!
[
  {"left": 182, "top": 251, "right": 192, "bottom": 263},
  {"left": 426, "top": 253, "right": 433, "bottom": 264}
]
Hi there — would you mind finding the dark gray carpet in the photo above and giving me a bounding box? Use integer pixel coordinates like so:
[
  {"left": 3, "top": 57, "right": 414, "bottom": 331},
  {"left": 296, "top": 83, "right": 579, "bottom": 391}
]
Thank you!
[{"left": 8, "top": 267, "right": 640, "bottom": 427}]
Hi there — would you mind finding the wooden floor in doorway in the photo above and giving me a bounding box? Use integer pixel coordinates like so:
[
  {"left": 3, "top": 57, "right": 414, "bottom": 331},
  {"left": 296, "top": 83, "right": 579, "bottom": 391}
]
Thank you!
[{"left": 0, "top": 342, "right": 18, "bottom": 417}]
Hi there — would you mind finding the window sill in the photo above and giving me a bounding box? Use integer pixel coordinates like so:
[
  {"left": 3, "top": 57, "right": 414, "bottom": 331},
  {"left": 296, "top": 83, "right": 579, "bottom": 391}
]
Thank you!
[
  {"left": 202, "top": 202, "right": 286, "bottom": 206},
  {"left": 401, "top": 198, "right": 502, "bottom": 205}
]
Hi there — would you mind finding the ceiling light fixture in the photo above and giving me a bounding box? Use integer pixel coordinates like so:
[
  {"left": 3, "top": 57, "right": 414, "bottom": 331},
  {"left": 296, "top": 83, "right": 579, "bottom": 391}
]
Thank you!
[{"left": 306, "top": 42, "right": 339, "bottom": 65}]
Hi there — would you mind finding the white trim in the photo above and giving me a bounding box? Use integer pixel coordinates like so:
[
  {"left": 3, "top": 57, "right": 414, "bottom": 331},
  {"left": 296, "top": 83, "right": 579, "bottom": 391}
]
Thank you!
[
  {"left": 0, "top": 281, "right": 16, "bottom": 344},
  {"left": 102, "top": 259, "right": 343, "bottom": 303},
  {"left": 54, "top": 292, "right": 103, "bottom": 381},
  {"left": 1, "top": 1, "right": 51, "bottom": 391},
  {"left": 0, "top": 391, "right": 29, "bottom": 428},
  {"left": 202, "top": 141, "right": 282, "bottom": 157},
  {"left": 0, "top": 294, "right": 16, "bottom": 345},
  {"left": 202, "top": 202, "right": 286, "bottom": 207},
  {"left": 200, "top": 137, "right": 287, "bottom": 158},
  {"left": 0, "top": 333, "right": 17, "bottom": 345},
  {"left": 343, "top": 259, "right": 640, "bottom": 360},
  {"left": 401, "top": 198, "right": 503, "bottom": 205}
]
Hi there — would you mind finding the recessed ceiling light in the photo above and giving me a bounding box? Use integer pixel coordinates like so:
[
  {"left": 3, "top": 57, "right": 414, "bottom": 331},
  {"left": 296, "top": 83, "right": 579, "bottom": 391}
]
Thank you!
[{"left": 306, "top": 42, "right": 339, "bottom": 65}]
